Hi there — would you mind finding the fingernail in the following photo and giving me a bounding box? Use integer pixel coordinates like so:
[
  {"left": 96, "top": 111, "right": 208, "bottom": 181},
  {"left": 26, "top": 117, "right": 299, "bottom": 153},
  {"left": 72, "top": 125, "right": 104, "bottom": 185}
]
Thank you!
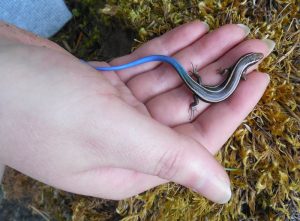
[
  {"left": 201, "top": 21, "right": 210, "bottom": 31},
  {"left": 263, "top": 72, "right": 271, "bottom": 82},
  {"left": 261, "top": 39, "right": 276, "bottom": 53},
  {"left": 237, "top": 24, "right": 250, "bottom": 36},
  {"left": 196, "top": 173, "right": 232, "bottom": 204},
  {"left": 214, "top": 175, "right": 232, "bottom": 204},
  {"left": 261, "top": 73, "right": 271, "bottom": 86}
]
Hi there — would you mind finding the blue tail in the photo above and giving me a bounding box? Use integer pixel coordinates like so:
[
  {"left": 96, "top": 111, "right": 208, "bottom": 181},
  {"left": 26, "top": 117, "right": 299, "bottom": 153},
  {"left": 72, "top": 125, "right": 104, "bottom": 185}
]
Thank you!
[{"left": 94, "top": 55, "right": 182, "bottom": 71}]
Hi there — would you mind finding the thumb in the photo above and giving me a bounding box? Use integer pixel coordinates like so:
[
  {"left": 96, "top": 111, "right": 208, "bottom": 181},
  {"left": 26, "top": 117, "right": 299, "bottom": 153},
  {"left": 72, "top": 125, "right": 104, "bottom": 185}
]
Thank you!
[
  {"left": 101, "top": 104, "right": 232, "bottom": 204},
  {"left": 142, "top": 132, "right": 232, "bottom": 204}
]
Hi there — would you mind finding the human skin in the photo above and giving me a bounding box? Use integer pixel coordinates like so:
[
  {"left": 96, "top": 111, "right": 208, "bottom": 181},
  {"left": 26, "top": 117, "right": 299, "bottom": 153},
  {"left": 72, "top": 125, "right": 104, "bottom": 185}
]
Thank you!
[{"left": 0, "top": 21, "right": 273, "bottom": 204}]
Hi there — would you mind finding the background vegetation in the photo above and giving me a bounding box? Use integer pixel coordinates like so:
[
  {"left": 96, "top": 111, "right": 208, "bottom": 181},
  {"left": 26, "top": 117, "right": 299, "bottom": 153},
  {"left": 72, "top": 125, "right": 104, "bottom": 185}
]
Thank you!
[{"left": 1, "top": 0, "right": 299, "bottom": 220}]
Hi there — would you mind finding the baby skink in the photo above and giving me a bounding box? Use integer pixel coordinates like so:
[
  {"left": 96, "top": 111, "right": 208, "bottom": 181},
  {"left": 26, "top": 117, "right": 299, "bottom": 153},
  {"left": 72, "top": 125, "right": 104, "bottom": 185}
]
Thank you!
[{"left": 93, "top": 53, "right": 264, "bottom": 103}]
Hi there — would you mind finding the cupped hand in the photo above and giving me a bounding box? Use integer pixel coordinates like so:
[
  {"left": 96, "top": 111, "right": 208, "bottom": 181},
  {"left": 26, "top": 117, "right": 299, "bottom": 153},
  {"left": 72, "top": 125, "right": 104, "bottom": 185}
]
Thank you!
[{"left": 0, "top": 21, "right": 272, "bottom": 204}]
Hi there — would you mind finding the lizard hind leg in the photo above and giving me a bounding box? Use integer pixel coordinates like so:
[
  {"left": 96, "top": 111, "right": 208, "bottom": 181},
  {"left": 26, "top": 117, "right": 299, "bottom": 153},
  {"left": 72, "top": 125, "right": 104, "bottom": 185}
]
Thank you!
[
  {"left": 189, "top": 94, "right": 200, "bottom": 120},
  {"left": 188, "top": 63, "right": 202, "bottom": 120},
  {"left": 189, "top": 63, "right": 202, "bottom": 84}
]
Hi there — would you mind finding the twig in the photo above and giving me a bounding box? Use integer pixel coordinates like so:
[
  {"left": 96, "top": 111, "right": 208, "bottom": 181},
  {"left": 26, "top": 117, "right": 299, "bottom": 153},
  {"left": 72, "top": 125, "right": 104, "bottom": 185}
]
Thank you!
[{"left": 29, "top": 205, "right": 50, "bottom": 221}]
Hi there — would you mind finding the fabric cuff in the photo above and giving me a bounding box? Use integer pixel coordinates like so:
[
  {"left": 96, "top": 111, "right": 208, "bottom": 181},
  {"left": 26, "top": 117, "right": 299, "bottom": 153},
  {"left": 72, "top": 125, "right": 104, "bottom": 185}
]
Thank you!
[{"left": 0, "top": 0, "right": 72, "bottom": 38}]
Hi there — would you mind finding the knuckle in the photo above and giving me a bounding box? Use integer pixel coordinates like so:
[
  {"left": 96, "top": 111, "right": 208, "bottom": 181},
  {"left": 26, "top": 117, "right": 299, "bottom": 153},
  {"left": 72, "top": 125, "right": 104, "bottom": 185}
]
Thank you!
[{"left": 154, "top": 147, "right": 183, "bottom": 180}]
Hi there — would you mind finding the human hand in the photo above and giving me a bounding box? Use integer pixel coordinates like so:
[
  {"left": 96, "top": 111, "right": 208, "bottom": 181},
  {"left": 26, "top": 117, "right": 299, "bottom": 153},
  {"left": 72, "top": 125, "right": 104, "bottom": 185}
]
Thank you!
[{"left": 0, "top": 21, "right": 273, "bottom": 204}]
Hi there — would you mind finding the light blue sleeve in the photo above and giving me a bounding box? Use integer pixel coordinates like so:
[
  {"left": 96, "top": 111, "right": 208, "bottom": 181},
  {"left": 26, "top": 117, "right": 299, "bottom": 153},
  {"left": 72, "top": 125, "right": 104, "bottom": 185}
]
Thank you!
[{"left": 0, "top": 0, "right": 72, "bottom": 38}]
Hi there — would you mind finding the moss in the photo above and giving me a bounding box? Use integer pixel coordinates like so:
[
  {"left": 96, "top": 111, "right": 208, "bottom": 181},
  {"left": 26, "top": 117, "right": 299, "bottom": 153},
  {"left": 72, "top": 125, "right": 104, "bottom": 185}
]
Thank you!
[
  {"left": 2, "top": 0, "right": 299, "bottom": 220},
  {"left": 110, "top": 1, "right": 300, "bottom": 220},
  {"left": 51, "top": 0, "right": 135, "bottom": 61}
]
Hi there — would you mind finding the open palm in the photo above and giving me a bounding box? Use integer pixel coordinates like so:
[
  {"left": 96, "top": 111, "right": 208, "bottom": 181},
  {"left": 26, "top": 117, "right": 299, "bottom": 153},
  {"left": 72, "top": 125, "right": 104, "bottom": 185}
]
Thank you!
[{"left": 0, "top": 21, "right": 272, "bottom": 204}]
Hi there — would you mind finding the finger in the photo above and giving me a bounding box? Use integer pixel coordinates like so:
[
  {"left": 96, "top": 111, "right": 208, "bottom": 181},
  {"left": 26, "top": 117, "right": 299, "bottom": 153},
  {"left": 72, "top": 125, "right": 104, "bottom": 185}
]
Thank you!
[
  {"left": 55, "top": 167, "right": 166, "bottom": 200},
  {"left": 109, "top": 20, "right": 210, "bottom": 81},
  {"left": 0, "top": 21, "right": 68, "bottom": 54},
  {"left": 87, "top": 99, "right": 231, "bottom": 203},
  {"left": 175, "top": 71, "right": 270, "bottom": 154},
  {"left": 146, "top": 39, "right": 274, "bottom": 126},
  {"left": 128, "top": 24, "right": 250, "bottom": 102}
]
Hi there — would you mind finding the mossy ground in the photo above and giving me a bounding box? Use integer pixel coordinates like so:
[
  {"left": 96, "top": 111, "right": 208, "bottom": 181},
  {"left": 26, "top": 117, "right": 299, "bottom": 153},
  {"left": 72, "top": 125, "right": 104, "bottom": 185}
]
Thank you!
[{"left": 1, "top": 0, "right": 299, "bottom": 220}]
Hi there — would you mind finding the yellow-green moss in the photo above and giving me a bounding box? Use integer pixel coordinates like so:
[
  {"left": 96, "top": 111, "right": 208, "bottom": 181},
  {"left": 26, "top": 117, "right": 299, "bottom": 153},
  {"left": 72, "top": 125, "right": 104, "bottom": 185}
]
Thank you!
[{"left": 2, "top": 0, "right": 299, "bottom": 220}]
